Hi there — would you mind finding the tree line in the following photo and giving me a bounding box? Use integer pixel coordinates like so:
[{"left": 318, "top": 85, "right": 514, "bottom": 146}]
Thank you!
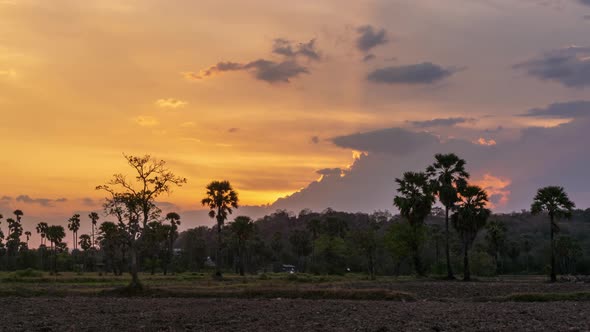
[{"left": 0, "top": 154, "right": 587, "bottom": 289}]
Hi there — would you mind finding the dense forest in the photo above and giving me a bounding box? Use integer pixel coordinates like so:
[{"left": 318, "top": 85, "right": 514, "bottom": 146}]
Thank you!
[{"left": 0, "top": 154, "right": 588, "bottom": 286}]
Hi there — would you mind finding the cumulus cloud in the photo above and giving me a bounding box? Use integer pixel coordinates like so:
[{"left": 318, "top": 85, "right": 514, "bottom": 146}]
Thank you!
[
  {"left": 367, "top": 62, "right": 457, "bottom": 85},
  {"left": 155, "top": 98, "right": 188, "bottom": 109},
  {"left": 356, "top": 25, "right": 388, "bottom": 52},
  {"left": 519, "top": 100, "right": 590, "bottom": 118},
  {"left": 408, "top": 117, "right": 474, "bottom": 128},
  {"left": 514, "top": 46, "right": 590, "bottom": 87},
  {"left": 186, "top": 38, "right": 319, "bottom": 84},
  {"left": 15, "top": 195, "right": 67, "bottom": 207},
  {"left": 272, "top": 101, "right": 590, "bottom": 213},
  {"left": 317, "top": 168, "right": 343, "bottom": 177}
]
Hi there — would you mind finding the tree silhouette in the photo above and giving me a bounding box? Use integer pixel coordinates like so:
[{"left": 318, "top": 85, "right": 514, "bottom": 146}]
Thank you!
[
  {"left": 36, "top": 222, "right": 49, "bottom": 246},
  {"left": 164, "top": 212, "right": 181, "bottom": 275},
  {"left": 46, "top": 225, "right": 65, "bottom": 274},
  {"left": 97, "top": 154, "right": 186, "bottom": 289},
  {"left": 427, "top": 153, "right": 469, "bottom": 279},
  {"left": 88, "top": 212, "right": 100, "bottom": 249},
  {"left": 485, "top": 220, "right": 506, "bottom": 274},
  {"left": 24, "top": 231, "right": 31, "bottom": 247},
  {"left": 13, "top": 210, "right": 23, "bottom": 223},
  {"left": 67, "top": 214, "right": 81, "bottom": 250},
  {"left": 201, "top": 180, "right": 239, "bottom": 278},
  {"left": 394, "top": 171, "right": 435, "bottom": 276},
  {"left": 229, "top": 216, "right": 255, "bottom": 276},
  {"left": 451, "top": 185, "right": 491, "bottom": 281},
  {"left": 531, "top": 186, "right": 575, "bottom": 282},
  {"left": 79, "top": 234, "right": 92, "bottom": 251}
]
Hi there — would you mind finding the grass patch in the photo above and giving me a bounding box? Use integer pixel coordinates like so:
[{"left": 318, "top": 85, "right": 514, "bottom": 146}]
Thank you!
[{"left": 99, "top": 286, "right": 415, "bottom": 301}]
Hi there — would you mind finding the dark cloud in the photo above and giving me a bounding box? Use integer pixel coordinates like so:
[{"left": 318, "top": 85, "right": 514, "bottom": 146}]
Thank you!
[
  {"left": 332, "top": 127, "right": 439, "bottom": 155},
  {"left": 362, "top": 54, "right": 376, "bottom": 62},
  {"left": 408, "top": 117, "right": 474, "bottom": 128},
  {"left": 367, "top": 62, "right": 456, "bottom": 85},
  {"left": 272, "top": 38, "right": 320, "bottom": 61},
  {"left": 228, "top": 128, "right": 239, "bottom": 133},
  {"left": 514, "top": 46, "right": 590, "bottom": 87},
  {"left": 520, "top": 100, "right": 590, "bottom": 118},
  {"left": 356, "top": 25, "right": 388, "bottom": 52},
  {"left": 191, "top": 59, "right": 308, "bottom": 83},
  {"left": 580, "top": 0, "right": 590, "bottom": 6},
  {"left": 311, "top": 136, "right": 320, "bottom": 144},
  {"left": 15, "top": 195, "right": 67, "bottom": 207},
  {"left": 1, "top": 196, "right": 11, "bottom": 201},
  {"left": 187, "top": 37, "right": 319, "bottom": 84},
  {"left": 81, "top": 197, "right": 96, "bottom": 206}
]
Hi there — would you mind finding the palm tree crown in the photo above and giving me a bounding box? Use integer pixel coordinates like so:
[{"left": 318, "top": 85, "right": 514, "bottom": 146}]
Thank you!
[{"left": 201, "top": 180, "right": 239, "bottom": 226}]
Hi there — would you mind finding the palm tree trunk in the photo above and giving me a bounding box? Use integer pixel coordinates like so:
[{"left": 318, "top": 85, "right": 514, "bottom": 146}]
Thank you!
[
  {"left": 550, "top": 215, "right": 556, "bottom": 282},
  {"left": 463, "top": 241, "right": 470, "bottom": 281},
  {"left": 215, "top": 222, "right": 222, "bottom": 278},
  {"left": 445, "top": 206, "right": 454, "bottom": 279}
]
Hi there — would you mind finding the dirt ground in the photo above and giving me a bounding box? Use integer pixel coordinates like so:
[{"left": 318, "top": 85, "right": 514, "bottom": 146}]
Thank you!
[{"left": 0, "top": 296, "right": 589, "bottom": 332}]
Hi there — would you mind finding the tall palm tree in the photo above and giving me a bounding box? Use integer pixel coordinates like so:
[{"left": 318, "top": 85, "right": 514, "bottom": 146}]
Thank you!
[
  {"left": 393, "top": 171, "right": 436, "bottom": 276},
  {"left": 36, "top": 222, "right": 49, "bottom": 246},
  {"left": 24, "top": 231, "right": 31, "bottom": 246},
  {"left": 427, "top": 153, "right": 469, "bottom": 279},
  {"left": 201, "top": 180, "right": 239, "bottom": 277},
  {"left": 67, "top": 214, "right": 81, "bottom": 250},
  {"left": 531, "top": 186, "right": 575, "bottom": 282},
  {"left": 88, "top": 212, "right": 100, "bottom": 249},
  {"left": 451, "top": 185, "right": 491, "bottom": 281},
  {"left": 164, "top": 212, "right": 181, "bottom": 275},
  {"left": 229, "top": 216, "right": 255, "bottom": 276},
  {"left": 46, "top": 225, "right": 66, "bottom": 274}
]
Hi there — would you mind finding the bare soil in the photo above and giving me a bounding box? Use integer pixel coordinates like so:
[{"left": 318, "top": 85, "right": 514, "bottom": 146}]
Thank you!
[
  {"left": 1, "top": 279, "right": 589, "bottom": 331},
  {"left": 0, "top": 296, "right": 589, "bottom": 331}
]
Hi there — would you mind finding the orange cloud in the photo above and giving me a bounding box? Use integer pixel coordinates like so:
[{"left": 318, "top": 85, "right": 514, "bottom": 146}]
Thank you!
[
  {"left": 473, "top": 173, "right": 511, "bottom": 208},
  {"left": 475, "top": 137, "right": 497, "bottom": 146},
  {"left": 134, "top": 116, "right": 159, "bottom": 127},
  {"left": 155, "top": 98, "right": 187, "bottom": 109}
]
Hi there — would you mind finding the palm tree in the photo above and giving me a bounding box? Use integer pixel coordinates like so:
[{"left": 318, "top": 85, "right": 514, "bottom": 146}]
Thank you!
[
  {"left": 451, "top": 185, "right": 491, "bottom": 281},
  {"left": 24, "top": 231, "right": 31, "bottom": 246},
  {"left": 79, "top": 234, "right": 92, "bottom": 251},
  {"left": 13, "top": 209, "right": 23, "bottom": 223},
  {"left": 164, "top": 212, "right": 181, "bottom": 275},
  {"left": 201, "top": 180, "right": 239, "bottom": 277},
  {"left": 36, "top": 222, "right": 49, "bottom": 246},
  {"left": 46, "top": 225, "right": 66, "bottom": 274},
  {"left": 229, "top": 216, "right": 255, "bottom": 276},
  {"left": 427, "top": 153, "right": 469, "bottom": 279},
  {"left": 531, "top": 186, "right": 575, "bottom": 282},
  {"left": 67, "top": 214, "right": 81, "bottom": 250},
  {"left": 88, "top": 212, "right": 100, "bottom": 249},
  {"left": 393, "top": 171, "right": 436, "bottom": 276}
]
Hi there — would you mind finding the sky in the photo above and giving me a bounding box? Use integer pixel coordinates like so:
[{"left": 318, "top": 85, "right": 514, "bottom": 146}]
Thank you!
[{"left": 2, "top": 0, "right": 590, "bottom": 246}]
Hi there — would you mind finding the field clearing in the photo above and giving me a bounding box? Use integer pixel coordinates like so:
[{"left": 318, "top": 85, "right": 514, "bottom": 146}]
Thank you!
[{"left": 1, "top": 273, "right": 590, "bottom": 330}]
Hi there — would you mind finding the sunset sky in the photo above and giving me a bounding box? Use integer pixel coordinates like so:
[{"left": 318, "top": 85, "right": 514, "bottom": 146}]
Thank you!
[{"left": 2, "top": 0, "right": 590, "bottom": 244}]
